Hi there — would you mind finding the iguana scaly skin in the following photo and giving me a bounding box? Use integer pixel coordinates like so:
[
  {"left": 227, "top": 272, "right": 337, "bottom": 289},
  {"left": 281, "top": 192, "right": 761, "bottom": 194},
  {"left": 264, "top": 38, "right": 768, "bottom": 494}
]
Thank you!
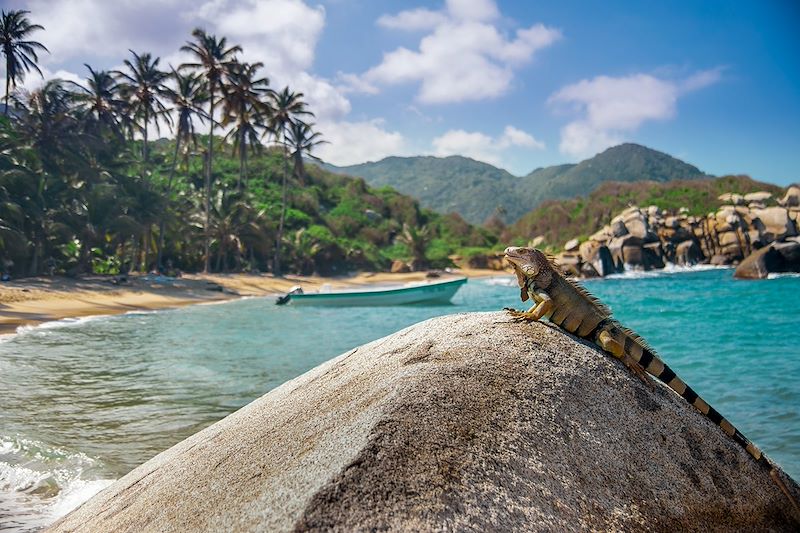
[{"left": 503, "top": 246, "right": 799, "bottom": 513}]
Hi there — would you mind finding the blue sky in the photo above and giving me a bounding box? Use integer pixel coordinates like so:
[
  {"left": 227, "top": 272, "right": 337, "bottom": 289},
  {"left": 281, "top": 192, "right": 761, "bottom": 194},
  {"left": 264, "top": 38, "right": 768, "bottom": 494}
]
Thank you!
[{"left": 2, "top": 0, "right": 799, "bottom": 184}]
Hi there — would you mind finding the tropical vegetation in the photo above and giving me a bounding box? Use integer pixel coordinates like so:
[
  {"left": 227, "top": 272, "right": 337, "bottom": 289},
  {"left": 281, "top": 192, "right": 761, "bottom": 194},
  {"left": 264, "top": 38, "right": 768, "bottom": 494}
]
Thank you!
[{"left": 0, "top": 10, "right": 498, "bottom": 278}]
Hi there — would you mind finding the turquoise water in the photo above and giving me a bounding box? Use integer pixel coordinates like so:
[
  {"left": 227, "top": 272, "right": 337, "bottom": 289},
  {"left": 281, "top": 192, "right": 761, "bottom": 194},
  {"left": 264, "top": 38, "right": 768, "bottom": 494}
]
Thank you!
[{"left": 1, "top": 268, "right": 799, "bottom": 530}]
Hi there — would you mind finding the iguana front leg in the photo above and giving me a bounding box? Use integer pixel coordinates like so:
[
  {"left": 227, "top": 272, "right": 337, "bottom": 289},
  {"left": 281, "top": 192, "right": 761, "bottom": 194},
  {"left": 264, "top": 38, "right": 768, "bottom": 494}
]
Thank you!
[{"left": 506, "top": 291, "right": 553, "bottom": 322}]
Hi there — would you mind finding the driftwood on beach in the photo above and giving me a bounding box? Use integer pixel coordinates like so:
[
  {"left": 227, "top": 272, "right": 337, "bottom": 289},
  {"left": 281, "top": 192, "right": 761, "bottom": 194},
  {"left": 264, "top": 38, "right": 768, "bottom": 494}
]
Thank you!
[{"left": 49, "top": 312, "right": 799, "bottom": 532}]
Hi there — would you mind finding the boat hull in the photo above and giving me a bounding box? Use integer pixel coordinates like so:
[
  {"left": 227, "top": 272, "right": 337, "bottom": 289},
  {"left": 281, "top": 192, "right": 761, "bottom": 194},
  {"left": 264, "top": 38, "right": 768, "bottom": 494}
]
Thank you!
[{"left": 288, "top": 277, "right": 467, "bottom": 306}]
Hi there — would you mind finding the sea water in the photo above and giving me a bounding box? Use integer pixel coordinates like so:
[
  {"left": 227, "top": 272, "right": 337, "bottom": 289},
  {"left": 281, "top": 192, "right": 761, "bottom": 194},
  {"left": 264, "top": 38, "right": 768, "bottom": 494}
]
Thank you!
[{"left": 1, "top": 268, "right": 799, "bottom": 531}]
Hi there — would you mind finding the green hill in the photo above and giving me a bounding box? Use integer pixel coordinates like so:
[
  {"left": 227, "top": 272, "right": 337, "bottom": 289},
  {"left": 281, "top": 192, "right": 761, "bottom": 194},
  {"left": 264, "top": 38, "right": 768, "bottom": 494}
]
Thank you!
[
  {"left": 327, "top": 143, "right": 710, "bottom": 225},
  {"left": 521, "top": 143, "right": 708, "bottom": 203},
  {"left": 508, "top": 175, "right": 784, "bottom": 248},
  {"left": 325, "top": 155, "right": 522, "bottom": 225}
]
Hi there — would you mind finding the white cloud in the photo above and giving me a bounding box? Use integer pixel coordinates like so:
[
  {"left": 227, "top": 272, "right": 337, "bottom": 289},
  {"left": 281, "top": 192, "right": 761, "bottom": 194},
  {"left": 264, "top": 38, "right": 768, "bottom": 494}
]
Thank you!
[
  {"left": 335, "top": 72, "right": 379, "bottom": 95},
  {"left": 550, "top": 69, "right": 723, "bottom": 158},
  {"left": 0, "top": 64, "right": 82, "bottom": 97},
  {"left": 315, "top": 119, "right": 408, "bottom": 166},
  {"left": 445, "top": 0, "right": 499, "bottom": 22},
  {"left": 355, "top": 1, "right": 561, "bottom": 103},
  {"left": 200, "top": 0, "right": 325, "bottom": 75},
  {"left": 432, "top": 125, "right": 544, "bottom": 166},
  {"left": 24, "top": 0, "right": 187, "bottom": 65},
  {"left": 377, "top": 8, "right": 447, "bottom": 31},
  {"left": 499, "top": 125, "right": 544, "bottom": 149}
]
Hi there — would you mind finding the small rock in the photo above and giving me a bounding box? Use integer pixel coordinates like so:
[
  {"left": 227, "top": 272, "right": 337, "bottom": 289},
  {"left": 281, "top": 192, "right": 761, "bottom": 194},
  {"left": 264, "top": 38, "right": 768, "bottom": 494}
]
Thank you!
[
  {"left": 744, "top": 191, "right": 772, "bottom": 202},
  {"left": 564, "top": 238, "right": 580, "bottom": 252},
  {"left": 390, "top": 260, "right": 411, "bottom": 273},
  {"left": 778, "top": 185, "right": 800, "bottom": 207}
]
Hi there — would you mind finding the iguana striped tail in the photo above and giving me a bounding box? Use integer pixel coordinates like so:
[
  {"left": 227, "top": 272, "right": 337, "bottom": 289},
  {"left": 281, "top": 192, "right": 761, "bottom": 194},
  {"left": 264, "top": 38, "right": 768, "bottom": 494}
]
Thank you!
[
  {"left": 594, "top": 319, "right": 765, "bottom": 460},
  {"left": 601, "top": 323, "right": 800, "bottom": 516}
]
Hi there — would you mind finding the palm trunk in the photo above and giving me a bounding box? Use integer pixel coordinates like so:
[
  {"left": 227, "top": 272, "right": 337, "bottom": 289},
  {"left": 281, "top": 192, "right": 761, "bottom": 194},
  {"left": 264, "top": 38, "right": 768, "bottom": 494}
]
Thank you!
[
  {"left": 143, "top": 109, "right": 149, "bottom": 167},
  {"left": 143, "top": 225, "right": 151, "bottom": 272},
  {"left": 4, "top": 75, "right": 10, "bottom": 116},
  {"left": 29, "top": 239, "right": 40, "bottom": 276},
  {"left": 156, "top": 137, "right": 182, "bottom": 271},
  {"left": 274, "top": 138, "right": 289, "bottom": 277},
  {"left": 238, "top": 128, "right": 245, "bottom": 190},
  {"left": 204, "top": 91, "right": 215, "bottom": 273}
]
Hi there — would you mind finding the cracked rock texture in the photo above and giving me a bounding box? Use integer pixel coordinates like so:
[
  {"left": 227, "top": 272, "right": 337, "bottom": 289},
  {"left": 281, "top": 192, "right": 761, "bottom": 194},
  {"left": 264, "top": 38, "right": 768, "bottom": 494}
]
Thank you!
[{"left": 48, "top": 312, "right": 799, "bottom": 532}]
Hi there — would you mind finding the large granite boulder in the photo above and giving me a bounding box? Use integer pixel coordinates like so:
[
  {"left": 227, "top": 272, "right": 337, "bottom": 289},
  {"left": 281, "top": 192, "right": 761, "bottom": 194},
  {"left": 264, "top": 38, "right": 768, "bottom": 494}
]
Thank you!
[
  {"left": 752, "top": 207, "right": 797, "bottom": 242},
  {"left": 778, "top": 185, "right": 800, "bottom": 208},
  {"left": 49, "top": 313, "right": 799, "bottom": 532},
  {"left": 735, "top": 239, "right": 800, "bottom": 279}
]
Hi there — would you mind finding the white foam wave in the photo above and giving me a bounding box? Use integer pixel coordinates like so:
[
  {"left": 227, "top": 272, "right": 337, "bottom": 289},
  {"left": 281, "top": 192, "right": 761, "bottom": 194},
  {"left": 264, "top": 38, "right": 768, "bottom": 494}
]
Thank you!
[
  {"left": 767, "top": 272, "right": 800, "bottom": 279},
  {"left": 0, "top": 435, "right": 115, "bottom": 530},
  {"left": 603, "top": 263, "right": 732, "bottom": 280},
  {"left": 481, "top": 276, "right": 516, "bottom": 287},
  {"left": 14, "top": 315, "right": 108, "bottom": 336},
  {"left": 47, "top": 478, "right": 114, "bottom": 519}
]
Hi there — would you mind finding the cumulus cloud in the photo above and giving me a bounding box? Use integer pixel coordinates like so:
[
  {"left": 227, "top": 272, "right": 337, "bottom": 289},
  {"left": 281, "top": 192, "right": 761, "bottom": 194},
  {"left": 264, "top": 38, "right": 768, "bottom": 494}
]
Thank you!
[
  {"left": 315, "top": 119, "right": 408, "bottom": 166},
  {"left": 21, "top": 0, "right": 188, "bottom": 65},
  {"left": 377, "top": 8, "right": 447, "bottom": 31},
  {"left": 432, "top": 125, "right": 544, "bottom": 166},
  {"left": 355, "top": 0, "right": 561, "bottom": 104},
  {"left": 550, "top": 69, "right": 723, "bottom": 158}
]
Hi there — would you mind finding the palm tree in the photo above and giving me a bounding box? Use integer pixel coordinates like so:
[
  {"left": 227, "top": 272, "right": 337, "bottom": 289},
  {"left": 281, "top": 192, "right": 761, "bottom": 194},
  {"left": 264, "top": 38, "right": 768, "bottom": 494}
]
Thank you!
[
  {"left": 68, "top": 64, "right": 125, "bottom": 138},
  {"left": 156, "top": 68, "right": 209, "bottom": 270},
  {"left": 221, "top": 60, "right": 271, "bottom": 189},
  {"left": 268, "top": 87, "right": 311, "bottom": 276},
  {"left": 114, "top": 50, "right": 171, "bottom": 164},
  {"left": 180, "top": 28, "right": 241, "bottom": 273},
  {"left": 0, "top": 10, "right": 48, "bottom": 116},
  {"left": 398, "top": 223, "right": 431, "bottom": 271},
  {"left": 286, "top": 120, "right": 326, "bottom": 184}
]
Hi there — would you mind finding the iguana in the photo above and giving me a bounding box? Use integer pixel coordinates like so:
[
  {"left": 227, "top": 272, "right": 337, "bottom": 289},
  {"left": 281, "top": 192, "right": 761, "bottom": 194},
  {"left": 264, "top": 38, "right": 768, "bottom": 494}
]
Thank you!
[{"left": 503, "top": 245, "right": 799, "bottom": 514}]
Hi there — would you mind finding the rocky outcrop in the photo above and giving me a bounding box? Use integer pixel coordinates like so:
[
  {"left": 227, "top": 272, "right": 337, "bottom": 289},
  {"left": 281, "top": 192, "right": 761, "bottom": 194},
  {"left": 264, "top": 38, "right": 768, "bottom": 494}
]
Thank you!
[
  {"left": 50, "top": 313, "right": 799, "bottom": 532},
  {"left": 734, "top": 238, "right": 800, "bottom": 279},
  {"left": 549, "top": 187, "right": 800, "bottom": 277}
]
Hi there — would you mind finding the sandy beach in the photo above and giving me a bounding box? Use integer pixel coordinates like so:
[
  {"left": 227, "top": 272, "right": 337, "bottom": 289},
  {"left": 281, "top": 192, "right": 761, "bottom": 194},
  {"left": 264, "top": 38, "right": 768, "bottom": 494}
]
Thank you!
[{"left": 0, "top": 268, "right": 504, "bottom": 335}]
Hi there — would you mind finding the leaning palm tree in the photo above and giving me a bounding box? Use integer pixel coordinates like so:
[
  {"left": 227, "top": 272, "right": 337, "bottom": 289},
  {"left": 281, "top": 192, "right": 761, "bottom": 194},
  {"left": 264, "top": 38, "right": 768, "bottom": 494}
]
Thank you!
[
  {"left": 180, "top": 28, "right": 241, "bottom": 273},
  {"left": 221, "top": 60, "right": 271, "bottom": 190},
  {"left": 268, "top": 87, "right": 311, "bottom": 276},
  {"left": 68, "top": 64, "right": 125, "bottom": 138},
  {"left": 114, "top": 50, "right": 171, "bottom": 164},
  {"left": 0, "top": 10, "right": 48, "bottom": 115},
  {"left": 286, "top": 120, "right": 326, "bottom": 185},
  {"left": 155, "top": 68, "right": 209, "bottom": 270}
]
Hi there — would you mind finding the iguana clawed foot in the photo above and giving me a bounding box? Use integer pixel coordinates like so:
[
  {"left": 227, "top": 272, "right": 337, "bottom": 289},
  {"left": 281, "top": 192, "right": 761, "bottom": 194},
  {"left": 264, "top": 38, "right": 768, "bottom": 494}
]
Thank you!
[{"left": 504, "top": 307, "right": 539, "bottom": 322}]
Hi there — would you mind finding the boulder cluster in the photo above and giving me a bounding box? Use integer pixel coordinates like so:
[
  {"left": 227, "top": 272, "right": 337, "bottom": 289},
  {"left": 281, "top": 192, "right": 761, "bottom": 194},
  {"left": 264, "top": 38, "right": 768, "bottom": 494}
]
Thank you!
[{"left": 552, "top": 186, "right": 800, "bottom": 279}]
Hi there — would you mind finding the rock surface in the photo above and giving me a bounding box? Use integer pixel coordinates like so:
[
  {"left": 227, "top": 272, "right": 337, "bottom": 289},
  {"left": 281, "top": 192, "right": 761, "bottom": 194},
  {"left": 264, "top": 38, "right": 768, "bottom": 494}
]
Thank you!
[
  {"left": 734, "top": 240, "right": 800, "bottom": 279},
  {"left": 49, "top": 313, "right": 799, "bottom": 532}
]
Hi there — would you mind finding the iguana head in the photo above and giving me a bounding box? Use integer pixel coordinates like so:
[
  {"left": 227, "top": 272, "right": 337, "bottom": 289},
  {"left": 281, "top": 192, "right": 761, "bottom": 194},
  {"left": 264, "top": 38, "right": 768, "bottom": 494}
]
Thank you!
[
  {"left": 504, "top": 246, "right": 549, "bottom": 276},
  {"left": 504, "top": 246, "right": 553, "bottom": 301}
]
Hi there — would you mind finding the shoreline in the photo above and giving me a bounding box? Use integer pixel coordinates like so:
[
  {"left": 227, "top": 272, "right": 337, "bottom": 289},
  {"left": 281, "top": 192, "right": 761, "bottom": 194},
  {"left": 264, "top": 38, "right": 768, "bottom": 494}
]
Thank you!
[{"left": 0, "top": 268, "right": 504, "bottom": 335}]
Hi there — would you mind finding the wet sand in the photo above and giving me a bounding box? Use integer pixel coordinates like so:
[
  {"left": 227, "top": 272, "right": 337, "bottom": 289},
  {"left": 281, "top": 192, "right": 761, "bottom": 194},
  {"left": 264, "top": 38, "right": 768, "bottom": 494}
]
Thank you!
[{"left": 0, "top": 268, "right": 503, "bottom": 335}]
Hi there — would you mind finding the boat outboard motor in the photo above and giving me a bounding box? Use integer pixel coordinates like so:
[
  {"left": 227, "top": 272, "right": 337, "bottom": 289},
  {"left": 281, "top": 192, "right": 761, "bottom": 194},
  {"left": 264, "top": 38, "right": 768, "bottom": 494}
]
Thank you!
[{"left": 276, "top": 285, "right": 303, "bottom": 305}]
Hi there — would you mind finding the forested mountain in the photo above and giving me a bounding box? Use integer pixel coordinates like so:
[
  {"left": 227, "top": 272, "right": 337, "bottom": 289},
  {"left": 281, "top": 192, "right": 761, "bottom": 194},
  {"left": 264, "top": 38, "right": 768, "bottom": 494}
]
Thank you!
[
  {"left": 324, "top": 155, "right": 521, "bottom": 225},
  {"left": 328, "top": 144, "right": 710, "bottom": 224}
]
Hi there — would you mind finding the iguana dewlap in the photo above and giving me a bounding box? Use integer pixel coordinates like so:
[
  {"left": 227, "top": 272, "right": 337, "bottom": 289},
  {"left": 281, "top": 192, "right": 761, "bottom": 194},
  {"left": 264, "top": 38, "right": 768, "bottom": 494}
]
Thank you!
[{"left": 503, "top": 246, "right": 799, "bottom": 514}]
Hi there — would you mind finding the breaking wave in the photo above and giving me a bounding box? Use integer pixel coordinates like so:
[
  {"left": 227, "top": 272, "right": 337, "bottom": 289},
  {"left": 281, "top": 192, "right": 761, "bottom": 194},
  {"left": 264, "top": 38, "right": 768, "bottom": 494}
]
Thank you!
[{"left": 0, "top": 435, "right": 114, "bottom": 532}]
